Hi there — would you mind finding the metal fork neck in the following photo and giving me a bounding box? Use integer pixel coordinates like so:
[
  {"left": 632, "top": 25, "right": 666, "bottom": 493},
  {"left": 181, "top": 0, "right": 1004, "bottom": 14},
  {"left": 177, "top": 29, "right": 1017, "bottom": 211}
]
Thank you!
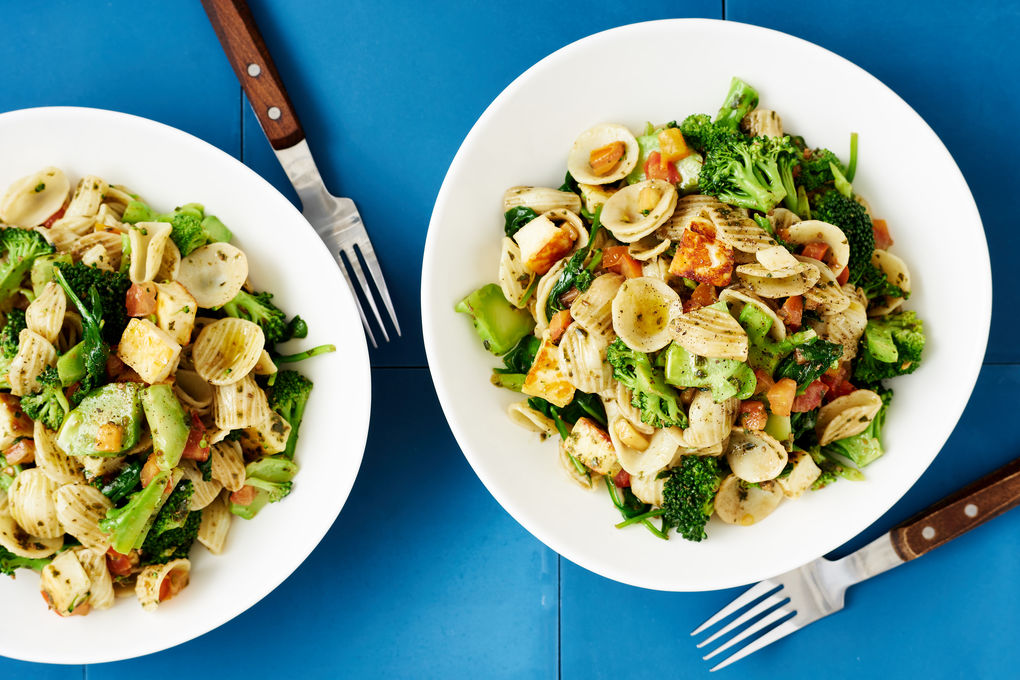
[
  {"left": 834, "top": 532, "right": 905, "bottom": 587},
  {"left": 273, "top": 138, "right": 334, "bottom": 218}
]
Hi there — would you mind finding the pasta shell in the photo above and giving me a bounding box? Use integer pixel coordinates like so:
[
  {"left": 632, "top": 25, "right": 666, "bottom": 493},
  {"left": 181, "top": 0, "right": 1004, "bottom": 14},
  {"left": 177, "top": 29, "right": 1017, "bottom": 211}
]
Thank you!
[
  {"left": 71, "top": 546, "right": 115, "bottom": 610},
  {"left": 498, "top": 237, "right": 535, "bottom": 308},
  {"left": 557, "top": 323, "right": 613, "bottom": 394},
  {"left": 136, "top": 558, "right": 190, "bottom": 611},
  {"left": 128, "top": 221, "right": 173, "bottom": 284},
  {"left": 611, "top": 276, "right": 680, "bottom": 353},
  {"left": 654, "top": 194, "right": 724, "bottom": 241},
  {"left": 50, "top": 213, "right": 96, "bottom": 238},
  {"left": 794, "top": 255, "right": 850, "bottom": 315},
  {"left": 718, "top": 288, "right": 786, "bottom": 341},
  {"left": 869, "top": 249, "right": 911, "bottom": 316},
  {"left": 600, "top": 179, "right": 677, "bottom": 243},
  {"left": 628, "top": 237, "right": 671, "bottom": 262},
  {"left": 503, "top": 186, "right": 582, "bottom": 215},
  {"left": 26, "top": 281, "right": 67, "bottom": 344},
  {"left": 816, "top": 389, "right": 884, "bottom": 446},
  {"left": 56, "top": 311, "right": 84, "bottom": 354},
  {"left": 613, "top": 383, "right": 654, "bottom": 435},
  {"left": 213, "top": 374, "right": 271, "bottom": 430},
  {"left": 641, "top": 255, "right": 670, "bottom": 282},
  {"left": 506, "top": 401, "right": 558, "bottom": 438},
  {"left": 784, "top": 220, "right": 850, "bottom": 277},
  {"left": 823, "top": 289, "right": 868, "bottom": 361},
  {"left": 179, "top": 459, "right": 224, "bottom": 510},
  {"left": 65, "top": 176, "right": 109, "bottom": 219},
  {"left": 742, "top": 109, "right": 783, "bottom": 138},
  {"left": 714, "top": 475, "right": 783, "bottom": 526},
  {"left": 569, "top": 273, "right": 623, "bottom": 344},
  {"left": 103, "top": 185, "right": 137, "bottom": 208},
  {"left": 8, "top": 329, "right": 56, "bottom": 396},
  {"left": 40, "top": 550, "right": 92, "bottom": 615},
  {"left": 0, "top": 167, "right": 70, "bottom": 227},
  {"left": 53, "top": 483, "right": 112, "bottom": 551},
  {"left": 734, "top": 260, "right": 819, "bottom": 298},
  {"left": 629, "top": 473, "right": 666, "bottom": 506},
  {"left": 0, "top": 509, "right": 62, "bottom": 558},
  {"left": 754, "top": 244, "right": 799, "bottom": 272},
  {"left": 174, "top": 368, "right": 214, "bottom": 415},
  {"left": 33, "top": 421, "right": 84, "bottom": 485},
  {"left": 669, "top": 303, "right": 748, "bottom": 361},
  {"left": 684, "top": 392, "right": 739, "bottom": 448},
  {"left": 531, "top": 258, "right": 566, "bottom": 335},
  {"left": 7, "top": 467, "right": 63, "bottom": 538},
  {"left": 243, "top": 410, "right": 292, "bottom": 455},
  {"left": 726, "top": 428, "right": 789, "bottom": 483},
  {"left": 566, "top": 123, "right": 640, "bottom": 185},
  {"left": 70, "top": 231, "right": 123, "bottom": 271},
  {"left": 768, "top": 207, "right": 801, "bottom": 232},
  {"left": 80, "top": 244, "right": 113, "bottom": 271},
  {"left": 544, "top": 209, "right": 589, "bottom": 252},
  {"left": 705, "top": 203, "right": 778, "bottom": 253},
  {"left": 210, "top": 440, "right": 246, "bottom": 492},
  {"left": 192, "top": 318, "right": 265, "bottom": 386},
  {"left": 176, "top": 242, "right": 248, "bottom": 308},
  {"left": 95, "top": 202, "right": 124, "bottom": 229},
  {"left": 605, "top": 401, "right": 678, "bottom": 476},
  {"left": 157, "top": 240, "right": 182, "bottom": 281},
  {"left": 197, "top": 491, "right": 231, "bottom": 554},
  {"left": 253, "top": 349, "right": 278, "bottom": 376}
]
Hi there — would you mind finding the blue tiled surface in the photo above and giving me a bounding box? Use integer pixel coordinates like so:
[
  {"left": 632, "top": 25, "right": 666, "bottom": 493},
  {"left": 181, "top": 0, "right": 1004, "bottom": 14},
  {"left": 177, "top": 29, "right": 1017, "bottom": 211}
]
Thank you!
[{"left": 0, "top": 1, "right": 1017, "bottom": 678}]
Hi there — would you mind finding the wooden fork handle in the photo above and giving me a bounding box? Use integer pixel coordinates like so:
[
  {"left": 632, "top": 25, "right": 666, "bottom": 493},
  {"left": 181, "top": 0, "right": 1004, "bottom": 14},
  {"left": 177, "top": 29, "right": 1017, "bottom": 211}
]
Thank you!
[
  {"left": 890, "top": 457, "right": 1020, "bottom": 561},
  {"left": 201, "top": 0, "right": 304, "bottom": 150}
]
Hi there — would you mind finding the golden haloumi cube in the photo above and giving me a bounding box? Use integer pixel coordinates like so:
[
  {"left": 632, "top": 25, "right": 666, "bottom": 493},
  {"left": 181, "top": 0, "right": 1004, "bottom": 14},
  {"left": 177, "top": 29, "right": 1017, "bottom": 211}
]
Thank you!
[
  {"left": 513, "top": 214, "right": 575, "bottom": 275},
  {"left": 40, "top": 551, "right": 92, "bottom": 616},
  {"left": 562, "top": 417, "right": 618, "bottom": 476},
  {"left": 777, "top": 450, "right": 822, "bottom": 499},
  {"left": 155, "top": 281, "right": 198, "bottom": 346},
  {"left": 117, "top": 318, "right": 182, "bottom": 384},
  {"left": 521, "top": 334, "right": 575, "bottom": 408}
]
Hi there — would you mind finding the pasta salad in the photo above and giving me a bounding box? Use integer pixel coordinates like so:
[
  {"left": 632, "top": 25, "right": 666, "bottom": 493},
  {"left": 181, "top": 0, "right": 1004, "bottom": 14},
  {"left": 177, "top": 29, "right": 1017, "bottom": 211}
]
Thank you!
[
  {"left": 0, "top": 167, "right": 333, "bottom": 615},
  {"left": 457, "top": 78, "right": 926, "bottom": 542}
]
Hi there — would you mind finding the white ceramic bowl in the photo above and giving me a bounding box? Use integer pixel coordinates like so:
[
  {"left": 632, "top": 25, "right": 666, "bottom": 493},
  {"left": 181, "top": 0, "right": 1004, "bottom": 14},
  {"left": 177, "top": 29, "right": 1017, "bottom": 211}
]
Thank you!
[
  {"left": 0, "top": 107, "right": 371, "bottom": 662},
  {"left": 422, "top": 19, "right": 990, "bottom": 592}
]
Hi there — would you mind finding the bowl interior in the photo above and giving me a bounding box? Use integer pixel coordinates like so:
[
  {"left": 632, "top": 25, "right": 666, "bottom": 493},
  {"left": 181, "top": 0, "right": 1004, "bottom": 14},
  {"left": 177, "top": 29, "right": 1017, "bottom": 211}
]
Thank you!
[
  {"left": 0, "top": 107, "right": 371, "bottom": 662},
  {"left": 422, "top": 19, "right": 990, "bottom": 591}
]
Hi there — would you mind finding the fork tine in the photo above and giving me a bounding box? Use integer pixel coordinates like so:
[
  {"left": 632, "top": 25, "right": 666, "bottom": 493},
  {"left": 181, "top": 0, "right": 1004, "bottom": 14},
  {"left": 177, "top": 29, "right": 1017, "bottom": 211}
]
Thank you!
[
  {"left": 354, "top": 238, "right": 401, "bottom": 336},
  {"left": 341, "top": 245, "right": 390, "bottom": 342},
  {"left": 702, "top": 606, "right": 791, "bottom": 661},
  {"left": 691, "top": 580, "right": 778, "bottom": 636},
  {"left": 336, "top": 255, "right": 378, "bottom": 348},
  {"left": 708, "top": 620, "right": 800, "bottom": 672},
  {"left": 696, "top": 592, "right": 788, "bottom": 648}
]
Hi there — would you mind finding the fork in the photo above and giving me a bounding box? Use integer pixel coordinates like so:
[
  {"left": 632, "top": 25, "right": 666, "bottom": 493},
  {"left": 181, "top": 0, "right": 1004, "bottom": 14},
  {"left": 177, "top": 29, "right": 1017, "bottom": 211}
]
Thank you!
[
  {"left": 201, "top": 0, "right": 399, "bottom": 347},
  {"left": 693, "top": 456, "right": 1020, "bottom": 671}
]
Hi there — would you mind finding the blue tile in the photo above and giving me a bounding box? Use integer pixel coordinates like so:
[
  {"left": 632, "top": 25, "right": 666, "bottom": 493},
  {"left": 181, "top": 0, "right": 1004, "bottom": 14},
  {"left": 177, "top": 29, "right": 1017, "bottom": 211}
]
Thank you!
[
  {"left": 241, "top": 0, "right": 721, "bottom": 367},
  {"left": 88, "top": 368, "right": 557, "bottom": 680},
  {"left": 725, "top": 1, "right": 1020, "bottom": 362},
  {"left": 0, "top": 657, "right": 80, "bottom": 679},
  {"left": 561, "top": 364, "right": 1020, "bottom": 678},
  {"left": 0, "top": 0, "right": 240, "bottom": 157}
]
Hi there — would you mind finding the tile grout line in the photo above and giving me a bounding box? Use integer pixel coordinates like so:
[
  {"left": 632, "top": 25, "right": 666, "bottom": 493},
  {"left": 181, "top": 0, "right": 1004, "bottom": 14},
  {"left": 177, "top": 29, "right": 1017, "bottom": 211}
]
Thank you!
[
  {"left": 239, "top": 84, "right": 245, "bottom": 163},
  {"left": 721, "top": 0, "right": 726, "bottom": 20},
  {"left": 557, "top": 554, "right": 562, "bottom": 680}
]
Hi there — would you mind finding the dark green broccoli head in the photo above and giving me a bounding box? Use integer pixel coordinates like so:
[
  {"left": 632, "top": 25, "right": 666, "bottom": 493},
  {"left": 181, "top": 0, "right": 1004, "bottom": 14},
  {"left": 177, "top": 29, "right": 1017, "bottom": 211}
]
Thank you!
[
  {"left": 20, "top": 366, "right": 70, "bottom": 430},
  {"left": 53, "top": 262, "right": 130, "bottom": 343},
  {"left": 0, "top": 309, "right": 26, "bottom": 359},
  {"left": 797, "top": 148, "right": 844, "bottom": 192},
  {"left": 0, "top": 227, "right": 54, "bottom": 303},
  {"left": 854, "top": 312, "right": 925, "bottom": 384},
  {"left": 811, "top": 190, "right": 874, "bottom": 284},
  {"left": 140, "top": 510, "right": 201, "bottom": 566},
  {"left": 221, "top": 289, "right": 293, "bottom": 345},
  {"left": 161, "top": 212, "right": 205, "bottom": 257},
  {"left": 606, "top": 339, "right": 686, "bottom": 429},
  {"left": 662, "top": 455, "right": 724, "bottom": 541},
  {"left": 699, "top": 135, "right": 788, "bottom": 214},
  {"left": 857, "top": 263, "right": 908, "bottom": 302},
  {"left": 268, "top": 370, "right": 313, "bottom": 460},
  {"left": 678, "top": 114, "right": 739, "bottom": 155}
]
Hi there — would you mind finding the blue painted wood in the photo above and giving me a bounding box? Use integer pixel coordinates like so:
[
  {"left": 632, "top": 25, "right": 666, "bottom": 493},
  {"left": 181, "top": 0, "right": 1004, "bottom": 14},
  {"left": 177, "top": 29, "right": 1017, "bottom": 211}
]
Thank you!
[
  {"left": 561, "top": 364, "right": 1020, "bottom": 678},
  {"left": 725, "top": 0, "right": 1020, "bottom": 363}
]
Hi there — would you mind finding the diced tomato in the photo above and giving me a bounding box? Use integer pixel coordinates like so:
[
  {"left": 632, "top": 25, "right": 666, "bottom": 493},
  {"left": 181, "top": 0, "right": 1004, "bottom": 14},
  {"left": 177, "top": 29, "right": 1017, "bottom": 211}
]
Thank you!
[
  {"left": 669, "top": 227, "right": 734, "bottom": 286},
  {"left": 140, "top": 452, "right": 160, "bottom": 488},
  {"left": 42, "top": 206, "right": 66, "bottom": 229},
  {"left": 752, "top": 369, "right": 774, "bottom": 396},
  {"left": 106, "top": 548, "right": 137, "bottom": 577},
  {"left": 801, "top": 242, "right": 829, "bottom": 262},
  {"left": 602, "top": 246, "right": 643, "bottom": 278},
  {"left": 683, "top": 282, "right": 717, "bottom": 313},
  {"left": 4, "top": 439, "right": 35, "bottom": 465},
  {"left": 791, "top": 380, "right": 828, "bottom": 412},
  {"left": 613, "top": 469, "right": 631, "bottom": 488},
  {"left": 778, "top": 296, "right": 803, "bottom": 330},
  {"left": 644, "top": 151, "right": 681, "bottom": 183},
  {"left": 739, "top": 401, "right": 768, "bottom": 430},
  {"left": 181, "top": 412, "right": 211, "bottom": 462},
  {"left": 547, "top": 310, "right": 573, "bottom": 345},
  {"left": 872, "top": 218, "right": 894, "bottom": 250},
  {"left": 125, "top": 282, "right": 158, "bottom": 317},
  {"left": 766, "top": 378, "right": 797, "bottom": 417},
  {"left": 836, "top": 265, "right": 850, "bottom": 286},
  {"left": 821, "top": 366, "right": 855, "bottom": 402},
  {"left": 230, "top": 485, "right": 257, "bottom": 506}
]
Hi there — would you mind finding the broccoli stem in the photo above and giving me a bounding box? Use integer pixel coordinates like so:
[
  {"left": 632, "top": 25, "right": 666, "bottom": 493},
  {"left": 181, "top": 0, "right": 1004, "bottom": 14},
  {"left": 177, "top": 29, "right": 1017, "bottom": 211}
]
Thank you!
[
  {"left": 845, "top": 132, "right": 859, "bottom": 182},
  {"left": 605, "top": 477, "right": 668, "bottom": 540},
  {"left": 614, "top": 508, "right": 666, "bottom": 528},
  {"left": 715, "top": 77, "right": 760, "bottom": 130},
  {"left": 274, "top": 344, "right": 336, "bottom": 364}
]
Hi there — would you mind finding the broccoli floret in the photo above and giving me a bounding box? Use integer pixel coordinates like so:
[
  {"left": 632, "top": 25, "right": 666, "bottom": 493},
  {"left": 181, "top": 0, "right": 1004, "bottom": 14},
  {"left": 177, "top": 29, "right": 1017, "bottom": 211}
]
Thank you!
[
  {"left": 699, "top": 135, "right": 791, "bottom": 214},
  {"left": 0, "top": 309, "right": 27, "bottom": 390},
  {"left": 267, "top": 370, "right": 312, "bottom": 460},
  {"left": 221, "top": 289, "right": 303, "bottom": 346},
  {"left": 809, "top": 445, "right": 865, "bottom": 490},
  {"left": 52, "top": 262, "right": 130, "bottom": 343},
  {"left": 163, "top": 212, "right": 207, "bottom": 257},
  {"left": 230, "top": 456, "right": 299, "bottom": 520},
  {"left": 811, "top": 190, "right": 874, "bottom": 284},
  {"left": 677, "top": 114, "right": 738, "bottom": 155},
  {"left": 19, "top": 366, "right": 69, "bottom": 430},
  {"left": 661, "top": 455, "right": 724, "bottom": 542},
  {"left": 139, "top": 479, "right": 199, "bottom": 565},
  {"left": 99, "top": 469, "right": 171, "bottom": 554},
  {"left": 823, "top": 387, "right": 892, "bottom": 469},
  {"left": 797, "top": 147, "right": 845, "bottom": 192},
  {"left": 0, "top": 227, "right": 54, "bottom": 305},
  {"left": 606, "top": 339, "right": 686, "bottom": 429},
  {"left": 856, "top": 263, "right": 908, "bottom": 302},
  {"left": 714, "top": 77, "right": 760, "bottom": 130},
  {"left": 0, "top": 546, "right": 50, "bottom": 576},
  {"left": 853, "top": 311, "right": 925, "bottom": 384},
  {"left": 53, "top": 266, "right": 109, "bottom": 402},
  {"left": 123, "top": 201, "right": 231, "bottom": 257}
]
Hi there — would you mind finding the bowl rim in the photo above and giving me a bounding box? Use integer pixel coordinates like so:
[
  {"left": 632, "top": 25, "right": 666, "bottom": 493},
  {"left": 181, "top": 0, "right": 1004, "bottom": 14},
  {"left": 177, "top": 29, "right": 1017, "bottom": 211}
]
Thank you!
[
  {"left": 421, "top": 18, "right": 991, "bottom": 591},
  {"left": 0, "top": 104, "right": 372, "bottom": 662}
]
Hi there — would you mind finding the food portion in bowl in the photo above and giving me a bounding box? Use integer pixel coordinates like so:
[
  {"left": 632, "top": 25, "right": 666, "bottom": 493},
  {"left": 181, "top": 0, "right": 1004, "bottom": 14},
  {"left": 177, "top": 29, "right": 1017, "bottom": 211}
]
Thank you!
[
  {"left": 456, "top": 78, "right": 926, "bottom": 543},
  {"left": 0, "top": 167, "right": 334, "bottom": 615}
]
